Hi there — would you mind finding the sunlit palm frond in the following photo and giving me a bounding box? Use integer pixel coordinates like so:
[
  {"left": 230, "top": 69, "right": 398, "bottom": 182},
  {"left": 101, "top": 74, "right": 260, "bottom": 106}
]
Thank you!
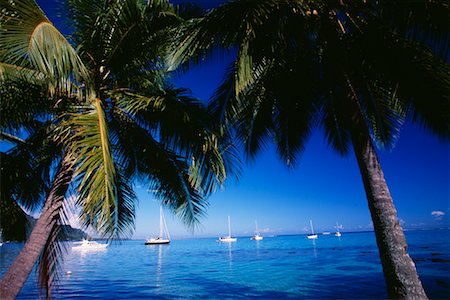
[
  {"left": 58, "top": 100, "right": 129, "bottom": 239},
  {"left": 0, "top": 0, "right": 89, "bottom": 96}
]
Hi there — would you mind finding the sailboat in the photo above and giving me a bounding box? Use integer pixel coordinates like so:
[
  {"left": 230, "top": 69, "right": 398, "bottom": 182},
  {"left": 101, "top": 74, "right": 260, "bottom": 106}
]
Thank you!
[
  {"left": 307, "top": 220, "right": 318, "bottom": 239},
  {"left": 335, "top": 222, "right": 342, "bottom": 237},
  {"left": 250, "top": 220, "right": 263, "bottom": 241},
  {"left": 218, "top": 216, "right": 237, "bottom": 242},
  {"left": 145, "top": 206, "right": 171, "bottom": 245}
]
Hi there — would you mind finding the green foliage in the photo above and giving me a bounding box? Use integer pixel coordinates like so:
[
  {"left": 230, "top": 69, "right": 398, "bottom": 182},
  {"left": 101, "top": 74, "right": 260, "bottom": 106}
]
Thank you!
[
  {"left": 1, "top": 0, "right": 239, "bottom": 296},
  {"left": 172, "top": 0, "right": 450, "bottom": 165}
]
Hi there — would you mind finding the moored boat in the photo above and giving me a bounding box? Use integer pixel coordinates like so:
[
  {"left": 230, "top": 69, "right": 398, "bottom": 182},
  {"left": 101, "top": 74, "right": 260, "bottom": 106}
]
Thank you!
[
  {"left": 72, "top": 239, "right": 108, "bottom": 250},
  {"left": 307, "top": 220, "right": 318, "bottom": 239},
  {"left": 218, "top": 216, "right": 237, "bottom": 242},
  {"left": 145, "top": 206, "right": 171, "bottom": 245}
]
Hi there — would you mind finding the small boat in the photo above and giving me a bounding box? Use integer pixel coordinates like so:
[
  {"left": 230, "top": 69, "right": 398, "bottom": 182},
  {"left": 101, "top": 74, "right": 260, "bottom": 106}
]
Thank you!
[
  {"left": 307, "top": 220, "right": 318, "bottom": 239},
  {"left": 322, "top": 232, "right": 331, "bottom": 235},
  {"left": 145, "top": 206, "right": 171, "bottom": 245},
  {"left": 335, "top": 222, "right": 342, "bottom": 237},
  {"left": 218, "top": 216, "right": 237, "bottom": 242},
  {"left": 72, "top": 239, "right": 108, "bottom": 250},
  {"left": 250, "top": 220, "right": 263, "bottom": 241}
]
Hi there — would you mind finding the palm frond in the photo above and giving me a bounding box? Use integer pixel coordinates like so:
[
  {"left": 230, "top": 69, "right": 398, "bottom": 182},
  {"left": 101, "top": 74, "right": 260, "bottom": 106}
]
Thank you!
[
  {"left": 377, "top": 0, "right": 449, "bottom": 60},
  {"left": 0, "top": 76, "right": 50, "bottom": 132},
  {"left": 168, "top": 0, "right": 302, "bottom": 71},
  {"left": 0, "top": 0, "right": 89, "bottom": 96},
  {"left": 37, "top": 223, "right": 67, "bottom": 299},
  {"left": 321, "top": 93, "right": 352, "bottom": 156},
  {"left": 1, "top": 125, "right": 59, "bottom": 212},
  {"left": 58, "top": 100, "right": 132, "bottom": 239},
  {"left": 130, "top": 129, "right": 207, "bottom": 228},
  {"left": 0, "top": 192, "right": 30, "bottom": 241},
  {"left": 359, "top": 27, "right": 450, "bottom": 140}
]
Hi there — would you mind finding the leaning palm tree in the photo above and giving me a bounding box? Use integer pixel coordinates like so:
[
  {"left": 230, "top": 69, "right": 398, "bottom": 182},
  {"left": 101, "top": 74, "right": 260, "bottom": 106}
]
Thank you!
[
  {"left": 0, "top": 0, "right": 236, "bottom": 298},
  {"left": 169, "top": 0, "right": 449, "bottom": 298}
]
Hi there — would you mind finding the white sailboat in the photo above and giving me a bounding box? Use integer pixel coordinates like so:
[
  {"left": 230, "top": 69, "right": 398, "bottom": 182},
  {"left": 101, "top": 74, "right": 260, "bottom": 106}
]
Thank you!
[
  {"left": 335, "top": 221, "right": 342, "bottom": 237},
  {"left": 307, "top": 220, "right": 318, "bottom": 239},
  {"left": 251, "top": 220, "right": 263, "bottom": 240},
  {"left": 218, "top": 216, "right": 237, "bottom": 242},
  {"left": 145, "top": 206, "right": 171, "bottom": 245}
]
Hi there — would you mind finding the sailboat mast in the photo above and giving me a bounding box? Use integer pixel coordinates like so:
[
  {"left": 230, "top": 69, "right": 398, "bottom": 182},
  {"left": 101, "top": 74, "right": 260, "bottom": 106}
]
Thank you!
[
  {"left": 159, "top": 206, "right": 163, "bottom": 238},
  {"left": 228, "top": 216, "right": 231, "bottom": 237},
  {"left": 310, "top": 220, "right": 315, "bottom": 234},
  {"left": 255, "top": 220, "right": 259, "bottom": 234}
]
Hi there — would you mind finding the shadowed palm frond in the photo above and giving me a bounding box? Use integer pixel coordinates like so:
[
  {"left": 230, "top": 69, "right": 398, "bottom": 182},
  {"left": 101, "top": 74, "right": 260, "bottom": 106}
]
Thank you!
[
  {"left": 37, "top": 223, "right": 66, "bottom": 299},
  {"left": 0, "top": 77, "right": 50, "bottom": 133},
  {"left": 377, "top": 0, "right": 449, "bottom": 60},
  {"left": 1, "top": 125, "right": 61, "bottom": 212},
  {"left": 130, "top": 130, "right": 207, "bottom": 228},
  {"left": 0, "top": 193, "right": 30, "bottom": 241},
  {"left": 168, "top": 0, "right": 308, "bottom": 71},
  {"left": 359, "top": 26, "right": 450, "bottom": 140}
]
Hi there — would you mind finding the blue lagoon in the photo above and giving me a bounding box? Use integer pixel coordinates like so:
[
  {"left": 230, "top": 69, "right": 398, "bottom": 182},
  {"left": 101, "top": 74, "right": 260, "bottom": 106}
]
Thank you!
[{"left": 1, "top": 230, "right": 449, "bottom": 299}]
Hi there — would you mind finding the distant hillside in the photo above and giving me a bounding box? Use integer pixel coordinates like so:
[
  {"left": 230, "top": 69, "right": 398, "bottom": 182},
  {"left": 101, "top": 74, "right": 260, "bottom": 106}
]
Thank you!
[
  {"left": 61, "top": 225, "right": 88, "bottom": 240},
  {"left": 26, "top": 216, "right": 88, "bottom": 241}
]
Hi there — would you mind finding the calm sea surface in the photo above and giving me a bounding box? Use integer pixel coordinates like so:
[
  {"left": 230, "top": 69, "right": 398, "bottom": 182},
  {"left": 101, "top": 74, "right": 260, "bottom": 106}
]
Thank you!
[{"left": 1, "top": 230, "right": 449, "bottom": 299}]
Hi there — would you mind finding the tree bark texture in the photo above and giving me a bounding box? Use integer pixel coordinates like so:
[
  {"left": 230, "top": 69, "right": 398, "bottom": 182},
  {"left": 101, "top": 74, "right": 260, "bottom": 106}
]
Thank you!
[
  {"left": 0, "top": 156, "right": 73, "bottom": 300},
  {"left": 351, "top": 131, "right": 428, "bottom": 299}
]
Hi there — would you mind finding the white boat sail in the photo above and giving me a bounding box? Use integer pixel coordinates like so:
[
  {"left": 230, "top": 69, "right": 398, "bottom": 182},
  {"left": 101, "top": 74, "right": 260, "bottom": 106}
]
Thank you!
[
  {"left": 219, "top": 216, "right": 237, "bottom": 242},
  {"left": 307, "top": 220, "right": 318, "bottom": 239},
  {"left": 251, "top": 220, "right": 263, "bottom": 240},
  {"left": 145, "top": 206, "right": 171, "bottom": 245},
  {"left": 335, "top": 221, "right": 342, "bottom": 237}
]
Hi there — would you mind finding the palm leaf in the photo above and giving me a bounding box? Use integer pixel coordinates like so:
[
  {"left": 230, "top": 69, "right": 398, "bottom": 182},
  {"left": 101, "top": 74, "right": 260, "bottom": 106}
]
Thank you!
[
  {"left": 0, "top": 0, "right": 90, "bottom": 96},
  {"left": 58, "top": 100, "right": 127, "bottom": 239}
]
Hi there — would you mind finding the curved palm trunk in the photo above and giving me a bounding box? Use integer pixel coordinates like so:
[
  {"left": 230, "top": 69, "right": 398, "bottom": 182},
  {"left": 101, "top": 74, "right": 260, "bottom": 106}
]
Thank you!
[
  {"left": 351, "top": 130, "right": 427, "bottom": 299},
  {"left": 0, "top": 156, "right": 73, "bottom": 300}
]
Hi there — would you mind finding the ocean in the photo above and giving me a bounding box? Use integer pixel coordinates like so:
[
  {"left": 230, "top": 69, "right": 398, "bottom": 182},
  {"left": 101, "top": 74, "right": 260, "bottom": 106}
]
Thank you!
[{"left": 1, "top": 230, "right": 449, "bottom": 299}]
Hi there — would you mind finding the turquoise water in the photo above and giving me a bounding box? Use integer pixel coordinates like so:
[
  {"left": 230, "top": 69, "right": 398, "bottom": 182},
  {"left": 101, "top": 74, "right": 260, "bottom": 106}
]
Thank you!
[{"left": 1, "top": 230, "right": 449, "bottom": 299}]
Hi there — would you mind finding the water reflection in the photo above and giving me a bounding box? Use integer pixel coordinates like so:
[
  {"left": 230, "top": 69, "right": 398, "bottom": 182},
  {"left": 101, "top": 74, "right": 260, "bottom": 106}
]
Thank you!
[
  {"left": 157, "top": 245, "right": 163, "bottom": 285},
  {"left": 255, "top": 240, "right": 261, "bottom": 259},
  {"left": 311, "top": 239, "right": 318, "bottom": 259},
  {"left": 227, "top": 242, "right": 233, "bottom": 271},
  {"left": 146, "top": 244, "right": 166, "bottom": 287}
]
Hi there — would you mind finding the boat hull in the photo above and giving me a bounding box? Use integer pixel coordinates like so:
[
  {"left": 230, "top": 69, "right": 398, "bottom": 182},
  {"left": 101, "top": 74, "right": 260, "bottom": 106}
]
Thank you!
[
  {"left": 251, "top": 235, "right": 263, "bottom": 241},
  {"left": 145, "top": 238, "right": 170, "bottom": 245},
  {"left": 218, "top": 237, "right": 237, "bottom": 242},
  {"left": 72, "top": 240, "right": 108, "bottom": 250},
  {"left": 307, "top": 234, "right": 318, "bottom": 239}
]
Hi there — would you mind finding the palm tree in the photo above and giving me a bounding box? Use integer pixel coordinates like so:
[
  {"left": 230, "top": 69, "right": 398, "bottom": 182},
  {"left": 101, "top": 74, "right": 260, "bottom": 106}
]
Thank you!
[
  {"left": 169, "top": 0, "right": 449, "bottom": 298},
  {"left": 0, "top": 0, "right": 237, "bottom": 298}
]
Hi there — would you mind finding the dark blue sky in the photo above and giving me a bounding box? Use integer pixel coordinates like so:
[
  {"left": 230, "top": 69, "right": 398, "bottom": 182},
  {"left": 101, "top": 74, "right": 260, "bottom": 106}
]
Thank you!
[{"left": 20, "top": 0, "right": 450, "bottom": 238}]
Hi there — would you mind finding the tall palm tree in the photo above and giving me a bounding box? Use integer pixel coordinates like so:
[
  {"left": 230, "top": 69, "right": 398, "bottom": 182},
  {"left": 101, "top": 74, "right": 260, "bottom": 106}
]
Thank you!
[
  {"left": 0, "top": 0, "right": 237, "bottom": 298},
  {"left": 169, "top": 0, "right": 449, "bottom": 298}
]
